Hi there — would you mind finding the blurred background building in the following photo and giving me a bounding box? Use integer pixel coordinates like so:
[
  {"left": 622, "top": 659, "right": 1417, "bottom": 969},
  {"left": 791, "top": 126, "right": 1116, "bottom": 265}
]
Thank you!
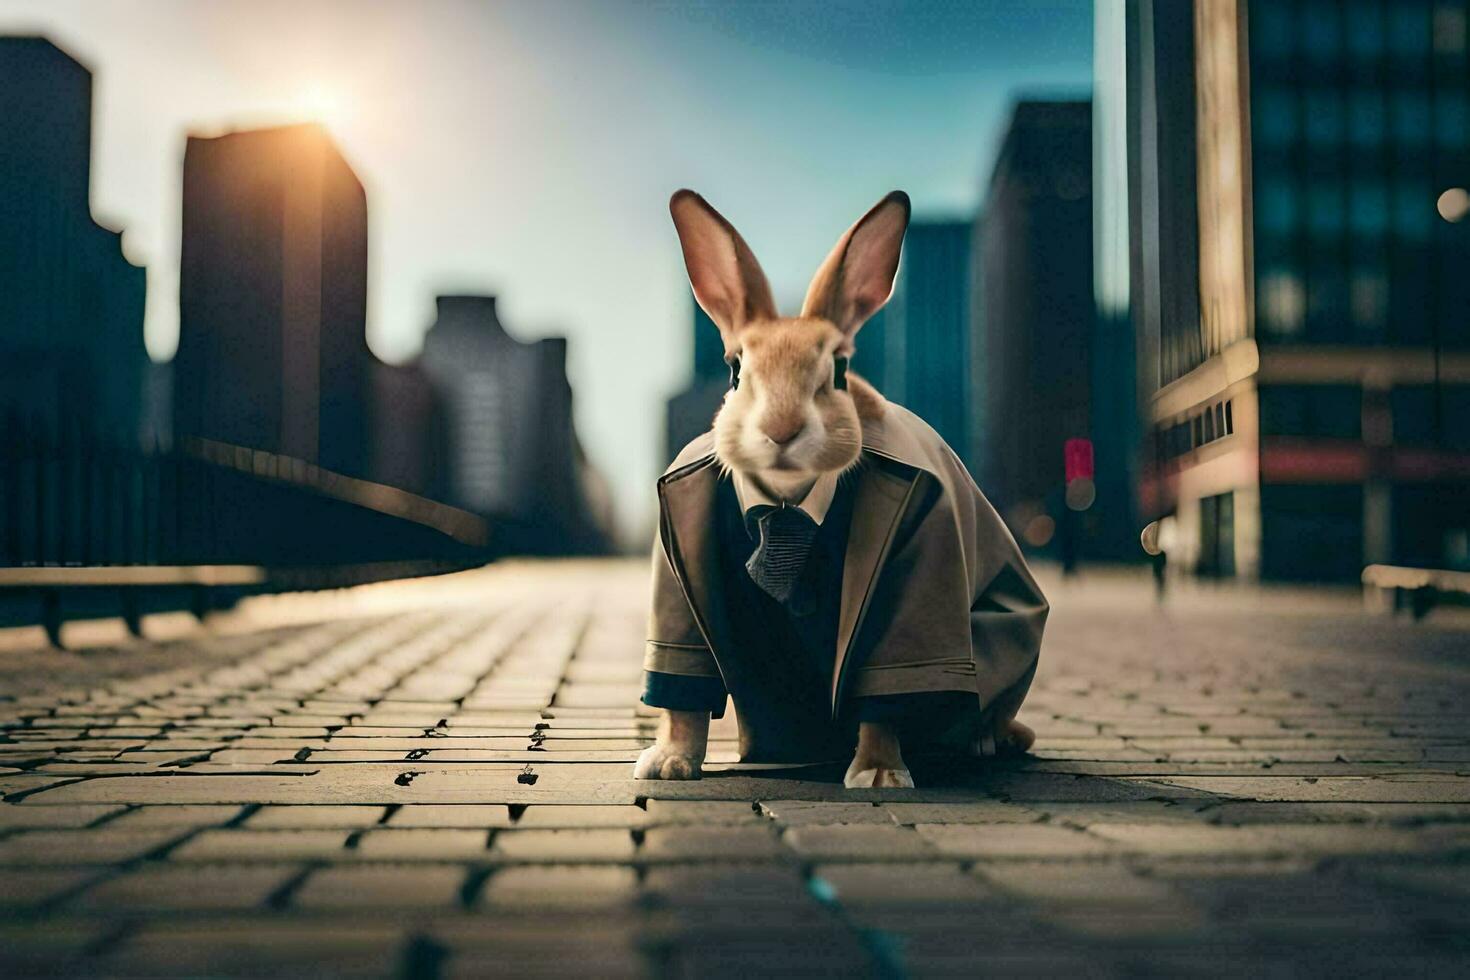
[
  {"left": 0, "top": 37, "right": 149, "bottom": 447},
  {"left": 865, "top": 221, "right": 973, "bottom": 464},
  {"left": 1104, "top": 0, "right": 1470, "bottom": 580},
  {"left": 973, "top": 101, "right": 1113, "bottom": 560},
  {"left": 417, "top": 295, "right": 611, "bottom": 554},
  {"left": 174, "top": 124, "right": 373, "bottom": 479},
  {"left": 663, "top": 299, "right": 729, "bottom": 464}
]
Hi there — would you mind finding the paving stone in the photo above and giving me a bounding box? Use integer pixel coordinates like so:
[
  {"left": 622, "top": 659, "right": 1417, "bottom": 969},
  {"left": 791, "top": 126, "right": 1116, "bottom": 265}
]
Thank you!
[
  {"left": 170, "top": 829, "right": 350, "bottom": 861},
  {"left": 811, "top": 862, "right": 994, "bottom": 906},
  {"left": 975, "top": 861, "right": 1179, "bottom": 904},
  {"left": 95, "top": 920, "right": 405, "bottom": 978},
  {"left": 640, "top": 825, "right": 786, "bottom": 861},
  {"left": 0, "top": 803, "right": 126, "bottom": 829},
  {"left": 914, "top": 823, "right": 1118, "bottom": 859},
  {"left": 512, "top": 805, "right": 647, "bottom": 828},
  {"left": 0, "top": 868, "right": 96, "bottom": 910},
  {"left": 1087, "top": 822, "right": 1449, "bottom": 858},
  {"left": 72, "top": 863, "right": 296, "bottom": 912},
  {"left": 1355, "top": 864, "right": 1470, "bottom": 900},
  {"left": 1143, "top": 775, "right": 1470, "bottom": 803},
  {"left": 354, "top": 828, "right": 491, "bottom": 860},
  {"left": 478, "top": 865, "right": 638, "bottom": 909},
  {"left": 881, "top": 801, "right": 1044, "bottom": 825},
  {"left": 385, "top": 804, "right": 515, "bottom": 828},
  {"left": 104, "top": 805, "right": 246, "bottom": 828},
  {"left": 642, "top": 863, "right": 813, "bottom": 908},
  {"left": 758, "top": 800, "right": 892, "bottom": 825},
  {"left": 492, "top": 829, "right": 635, "bottom": 862},
  {"left": 247, "top": 805, "right": 387, "bottom": 828},
  {"left": 642, "top": 799, "right": 760, "bottom": 824},
  {"left": 292, "top": 863, "right": 467, "bottom": 908},
  {"left": 783, "top": 824, "right": 937, "bottom": 861},
  {"left": 0, "top": 828, "right": 187, "bottom": 865},
  {"left": 446, "top": 940, "right": 648, "bottom": 979}
]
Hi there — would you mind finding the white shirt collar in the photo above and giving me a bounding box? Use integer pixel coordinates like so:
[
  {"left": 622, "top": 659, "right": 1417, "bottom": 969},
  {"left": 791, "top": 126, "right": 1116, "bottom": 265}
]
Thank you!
[{"left": 731, "top": 470, "right": 838, "bottom": 526}]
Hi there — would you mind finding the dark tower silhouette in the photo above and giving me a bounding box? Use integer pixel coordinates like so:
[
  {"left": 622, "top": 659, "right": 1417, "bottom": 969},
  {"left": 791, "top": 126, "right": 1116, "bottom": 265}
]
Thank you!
[
  {"left": 419, "top": 295, "right": 606, "bottom": 552},
  {"left": 0, "top": 36, "right": 148, "bottom": 443},
  {"left": 975, "top": 101, "right": 1096, "bottom": 551},
  {"left": 883, "top": 221, "right": 973, "bottom": 465},
  {"left": 664, "top": 293, "right": 730, "bottom": 464},
  {"left": 174, "top": 123, "right": 371, "bottom": 477}
]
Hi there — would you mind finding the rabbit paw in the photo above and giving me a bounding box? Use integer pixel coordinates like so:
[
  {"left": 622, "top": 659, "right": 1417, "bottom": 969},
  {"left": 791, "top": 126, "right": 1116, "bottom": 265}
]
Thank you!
[
  {"left": 974, "top": 719, "right": 1037, "bottom": 758},
  {"left": 844, "top": 763, "right": 915, "bottom": 789},
  {"left": 633, "top": 742, "right": 703, "bottom": 780}
]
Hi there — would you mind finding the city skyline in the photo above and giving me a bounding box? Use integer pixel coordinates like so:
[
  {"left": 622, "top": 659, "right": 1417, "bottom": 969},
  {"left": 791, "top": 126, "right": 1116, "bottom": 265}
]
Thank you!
[{"left": 0, "top": 0, "right": 1092, "bottom": 534}]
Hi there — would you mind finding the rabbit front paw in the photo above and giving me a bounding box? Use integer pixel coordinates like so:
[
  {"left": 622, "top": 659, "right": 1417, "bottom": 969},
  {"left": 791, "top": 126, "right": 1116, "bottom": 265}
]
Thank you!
[
  {"left": 844, "top": 763, "right": 915, "bottom": 788},
  {"left": 633, "top": 742, "right": 704, "bottom": 780}
]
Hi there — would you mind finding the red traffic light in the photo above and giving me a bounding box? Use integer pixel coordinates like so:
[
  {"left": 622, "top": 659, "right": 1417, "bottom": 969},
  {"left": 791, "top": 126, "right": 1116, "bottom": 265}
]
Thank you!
[{"left": 1064, "top": 438, "right": 1094, "bottom": 482}]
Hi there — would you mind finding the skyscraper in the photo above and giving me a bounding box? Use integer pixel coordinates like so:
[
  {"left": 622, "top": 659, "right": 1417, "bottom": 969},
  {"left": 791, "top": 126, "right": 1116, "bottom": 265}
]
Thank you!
[
  {"left": 174, "top": 123, "right": 371, "bottom": 478},
  {"left": 866, "top": 222, "right": 973, "bottom": 465},
  {"left": 1105, "top": 0, "right": 1470, "bottom": 580},
  {"left": 0, "top": 37, "right": 148, "bottom": 444},
  {"left": 974, "top": 101, "right": 1098, "bottom": 551},
  {"left": 418, "top": 295, "right": 608, "bottom": 553},
  {"left": 664, "top": 295, "right": 729, "bottom": 464}
]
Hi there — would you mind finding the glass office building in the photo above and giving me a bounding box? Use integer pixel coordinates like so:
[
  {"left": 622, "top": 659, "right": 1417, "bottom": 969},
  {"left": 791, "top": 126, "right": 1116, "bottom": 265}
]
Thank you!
[{"left": 1104, "top": 0, "right": 1469, "bottom": 580}]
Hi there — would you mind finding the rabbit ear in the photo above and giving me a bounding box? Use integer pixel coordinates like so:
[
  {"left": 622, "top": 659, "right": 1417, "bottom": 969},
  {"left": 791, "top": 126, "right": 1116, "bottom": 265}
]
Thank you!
[
  {"left": 800, "top": 191, "right": 910, "bottom": 342},
  {"left": 669, "top": 190, "right": 778, "bottom": 341}
]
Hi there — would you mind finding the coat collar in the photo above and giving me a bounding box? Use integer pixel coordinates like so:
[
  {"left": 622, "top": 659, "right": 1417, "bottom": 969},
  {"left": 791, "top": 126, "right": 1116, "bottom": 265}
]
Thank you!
[{"left": 657, "top": 406, "right": 925, "bottom": 718}]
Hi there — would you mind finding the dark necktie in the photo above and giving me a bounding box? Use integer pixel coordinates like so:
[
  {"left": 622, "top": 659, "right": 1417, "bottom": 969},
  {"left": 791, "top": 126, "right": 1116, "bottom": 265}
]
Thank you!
[{"left": 744, "top": 504, "right": 820, "bottom": 604}]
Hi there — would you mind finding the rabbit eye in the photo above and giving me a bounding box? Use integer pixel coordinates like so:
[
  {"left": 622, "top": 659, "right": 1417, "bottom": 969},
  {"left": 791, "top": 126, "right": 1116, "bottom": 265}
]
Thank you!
[
  {"left": 727, "top": 357, "right": 741, "bottom": 390},
  {"left": 833, "top": 356, "right": 849, "bottom": 391}
]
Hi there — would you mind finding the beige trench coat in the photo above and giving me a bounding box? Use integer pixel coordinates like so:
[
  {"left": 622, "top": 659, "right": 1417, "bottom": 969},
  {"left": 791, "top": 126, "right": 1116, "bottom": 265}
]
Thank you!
[{"left": 646, "top": 402, "right": 1048, "bottom": 763}]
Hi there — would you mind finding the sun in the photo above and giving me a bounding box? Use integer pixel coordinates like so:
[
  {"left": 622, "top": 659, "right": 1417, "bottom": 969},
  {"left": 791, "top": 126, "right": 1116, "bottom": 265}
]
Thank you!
[{"left": 292, "top": 83, "right": 346, "bottom": 126}]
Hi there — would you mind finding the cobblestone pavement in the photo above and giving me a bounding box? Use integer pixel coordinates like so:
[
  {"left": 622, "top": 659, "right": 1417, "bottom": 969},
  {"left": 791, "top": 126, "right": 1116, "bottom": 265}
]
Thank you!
[{"left": 2, "top": 559, "right": 1469, "bottom": 978}]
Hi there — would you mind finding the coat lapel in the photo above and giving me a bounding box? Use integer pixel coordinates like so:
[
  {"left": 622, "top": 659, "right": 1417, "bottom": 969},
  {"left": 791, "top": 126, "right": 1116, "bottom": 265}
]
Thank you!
[
  {"left": 830, "top": 457, "right": 920, "bottom": 716},
  {"left": 656, "top": 458, "right": 734, "bottom": 666}
]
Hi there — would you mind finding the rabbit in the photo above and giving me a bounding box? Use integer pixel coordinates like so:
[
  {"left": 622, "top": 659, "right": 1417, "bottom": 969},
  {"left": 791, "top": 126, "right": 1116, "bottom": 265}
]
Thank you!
[{"left": 636, "top": 190, "right": 1047, "bottom": 789}]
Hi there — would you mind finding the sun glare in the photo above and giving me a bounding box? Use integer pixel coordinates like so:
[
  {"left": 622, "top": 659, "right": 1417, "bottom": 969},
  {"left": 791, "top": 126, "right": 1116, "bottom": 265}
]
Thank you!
[{"left": 292, "top": 83, "right": 345, "bottom": 125}]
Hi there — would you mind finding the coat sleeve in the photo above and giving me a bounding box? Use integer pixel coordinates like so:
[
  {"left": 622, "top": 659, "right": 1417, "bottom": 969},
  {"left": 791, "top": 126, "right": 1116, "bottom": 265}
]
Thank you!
[
  {"left": 968, "top": 488, "right": 1048, "bottom": 717},
  {"left": 644, "top": 538, "right": 721, "bottom": 680}
]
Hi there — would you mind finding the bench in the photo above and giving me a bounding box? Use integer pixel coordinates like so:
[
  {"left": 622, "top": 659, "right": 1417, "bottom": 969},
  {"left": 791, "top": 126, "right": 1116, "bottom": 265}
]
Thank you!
[
  {"left": 0, "top": 565, "right": 266, "bottom": 647},
  {"left": 1362, "top": 564, "right": 1470, "bottom": 620}
]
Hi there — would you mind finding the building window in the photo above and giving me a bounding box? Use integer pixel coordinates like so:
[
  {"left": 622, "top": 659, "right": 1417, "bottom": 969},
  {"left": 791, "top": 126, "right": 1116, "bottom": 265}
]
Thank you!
[
  {"left": 1198, "top": 491, "right": 1237, "bottom": 578},
  {"left": 1350, "top": 268, "right": 1390, "bottom": 334},
  {"left": 1392, "top": 385, "right": 1439, "bottom": 444},
  {"left": 1393, "top": 385, "right": 1470, "bottom": 449},
  {"left": 1392, "top": 92, "right": 1432, "bottom": 145},
  {"left": 1346, "top": 2, "right": 1385, "bottom": 59},
  {"left": 1260, "top": 385, "right": 1362, "bottom": 440},
  {"left": 1308, "top": 181, "right": 1345, "bottom": 235},
  {"left": 1305, "top": 90, "right": 1346, "bottom": 144},
  {"left": 1349, "top": 90, "right": 1386, "bottom": 146},
  {"left": 1394, "top": 180, "right": 1434, "bottom": 240},
  {"left": 1349, "top": 180, "right": 1389, "bottom": 235},
  {"left": 1307, "top": 263, "right": 1348, "bottom": 337},
  {"left": 1434, "top": 3, "right": 1468, "bottom": 55},
  {"left": 1437, "top": 93, "right": 1468, "bottom": 147},
  {"left": 1389, "top": 3, "right": 1432, "bottom": 55},
  {"left": 1259, "top": 178, "right": 1298, "bottom": 234},
  {"left": 1259, "top": 269, "right": 1306, "bottom": 336},
  {"left": 1302, "top": 1, "right": 1344, "bottom": 61},
  {"left": 1257, "top": 89, "right": 1299, "bottom": 145},
  {"left": 1253, "top": 3, "right": 1296, "bottom": 58}
]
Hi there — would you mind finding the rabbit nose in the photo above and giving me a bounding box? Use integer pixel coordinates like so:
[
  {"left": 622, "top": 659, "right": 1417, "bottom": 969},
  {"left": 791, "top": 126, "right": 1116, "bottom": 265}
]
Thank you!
[{"left": 763, "top": 422, "right": 805, "bottom": 446}]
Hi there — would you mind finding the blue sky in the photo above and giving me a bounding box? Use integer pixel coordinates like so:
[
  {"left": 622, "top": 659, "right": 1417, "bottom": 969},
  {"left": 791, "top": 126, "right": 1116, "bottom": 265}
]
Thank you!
[{"left": 1, "top": 0, "right": 1091, "bottom": 538}]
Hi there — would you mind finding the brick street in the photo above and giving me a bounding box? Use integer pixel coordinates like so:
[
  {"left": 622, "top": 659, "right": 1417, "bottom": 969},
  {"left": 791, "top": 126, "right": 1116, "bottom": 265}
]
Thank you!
[{"left": 1, "top": 560, "right": 1469, "bottom": 978}]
